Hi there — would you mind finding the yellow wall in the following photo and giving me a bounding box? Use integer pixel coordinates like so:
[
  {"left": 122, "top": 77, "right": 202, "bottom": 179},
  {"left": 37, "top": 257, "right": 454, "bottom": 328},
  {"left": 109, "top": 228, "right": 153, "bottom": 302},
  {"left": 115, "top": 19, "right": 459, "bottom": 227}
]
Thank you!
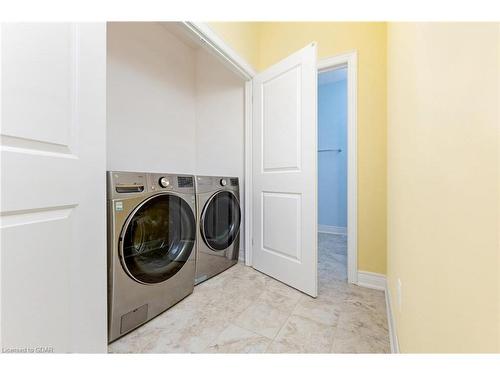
[
  {"left": 209, "top": 22, "right": 388, "bottom": 275},
  {"left": 387, "top": 23, "right": 499, "bottom": 352},
  {"left": 498, "top": 24, "right": 500, "bottom": 351},
  {"left": 208, "top": 22, "right": 261, "bottom": 69}
]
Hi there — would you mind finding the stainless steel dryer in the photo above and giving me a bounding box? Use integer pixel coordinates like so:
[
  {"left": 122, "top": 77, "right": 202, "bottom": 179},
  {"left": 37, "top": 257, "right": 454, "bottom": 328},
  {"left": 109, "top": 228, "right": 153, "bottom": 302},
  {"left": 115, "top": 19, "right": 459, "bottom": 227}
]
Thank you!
[
  {"left": 195, "top": 176, "right": 241, "bottom": 285},
  {"left": 107, "top": 171, "right": 197, "bottom": 342}
]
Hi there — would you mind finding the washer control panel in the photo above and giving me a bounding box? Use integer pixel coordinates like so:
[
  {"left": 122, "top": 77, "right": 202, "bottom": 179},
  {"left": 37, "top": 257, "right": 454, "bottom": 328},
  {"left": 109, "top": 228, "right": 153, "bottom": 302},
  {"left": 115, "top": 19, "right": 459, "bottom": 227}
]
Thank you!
[
  {"left": 220, "top": 178, "right": 227, "bottom": 186},
  {"left": 147, "top": 173, "right": 195, "bottom": 193}
]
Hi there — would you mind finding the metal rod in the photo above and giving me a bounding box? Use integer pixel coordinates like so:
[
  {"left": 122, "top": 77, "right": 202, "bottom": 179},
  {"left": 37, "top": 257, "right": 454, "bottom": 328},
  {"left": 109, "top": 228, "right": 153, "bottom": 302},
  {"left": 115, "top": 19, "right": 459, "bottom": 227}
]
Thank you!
[{"left": 318, "top": 148, "right": 342, "bottom": 152}]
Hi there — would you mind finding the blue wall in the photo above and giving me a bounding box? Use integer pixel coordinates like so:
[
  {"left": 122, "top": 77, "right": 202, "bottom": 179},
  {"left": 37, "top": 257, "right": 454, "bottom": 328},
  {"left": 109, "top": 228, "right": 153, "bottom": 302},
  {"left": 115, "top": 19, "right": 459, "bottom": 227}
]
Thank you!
[{"left": 318, "top": 68, "right": 347, "bottom": 228}]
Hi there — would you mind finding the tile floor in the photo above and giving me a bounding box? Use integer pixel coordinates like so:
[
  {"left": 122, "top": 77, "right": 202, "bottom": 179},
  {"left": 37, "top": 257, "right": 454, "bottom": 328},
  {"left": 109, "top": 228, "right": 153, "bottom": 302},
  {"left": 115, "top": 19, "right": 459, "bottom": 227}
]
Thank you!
[{"left": 109, "top": 233, "right": 390, "bottom": 353}]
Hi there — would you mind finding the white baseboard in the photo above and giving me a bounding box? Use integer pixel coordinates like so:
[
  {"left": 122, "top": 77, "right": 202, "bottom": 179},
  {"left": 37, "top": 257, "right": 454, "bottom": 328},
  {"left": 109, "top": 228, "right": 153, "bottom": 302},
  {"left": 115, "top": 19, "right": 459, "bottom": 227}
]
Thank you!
[
  {"left": 318, "top": 225, "right": 347, "bottom": 235},
  {"left": 385, "top": 285, "right": 400, "bottom": 353},
  {"left": 357, "top": 271, "right": 399, "bottom": 353},
  {"left": 357, "top": 271, "right": 386, "bottom": 291},
  {"left": 238, "top": 247, "right": 245, "bottom": 262}
]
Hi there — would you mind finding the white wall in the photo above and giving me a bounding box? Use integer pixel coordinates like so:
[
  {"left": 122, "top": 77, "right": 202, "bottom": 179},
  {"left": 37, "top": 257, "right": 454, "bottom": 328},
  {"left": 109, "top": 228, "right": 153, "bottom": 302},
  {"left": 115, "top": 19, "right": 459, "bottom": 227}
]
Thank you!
[
  {"left": 107, "top": 22, "right": 197, "bottom": 173},
  {"left": 195, "top": 48, "right": 246, "bottom": 257}
]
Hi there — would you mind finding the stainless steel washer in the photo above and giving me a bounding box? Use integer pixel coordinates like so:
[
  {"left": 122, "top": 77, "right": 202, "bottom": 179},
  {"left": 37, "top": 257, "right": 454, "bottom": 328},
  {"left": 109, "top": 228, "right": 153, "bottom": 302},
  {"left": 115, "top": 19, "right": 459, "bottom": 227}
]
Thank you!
[
  {"left": 107, "top": 171, "right": 197, "bottom": 343},
  {"left": 195, "top": 176, "right": 241, "bottom": 285}
]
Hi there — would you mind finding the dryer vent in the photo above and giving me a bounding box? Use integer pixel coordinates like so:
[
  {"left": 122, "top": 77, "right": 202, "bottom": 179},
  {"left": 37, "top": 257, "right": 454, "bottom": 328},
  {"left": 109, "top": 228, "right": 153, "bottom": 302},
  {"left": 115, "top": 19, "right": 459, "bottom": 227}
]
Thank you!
[
  {"left": 120, "top": 304, "right": 148, "bottom": 334},
  {"left": 177, "top": 176, "right": 194, "bottom": 188}
]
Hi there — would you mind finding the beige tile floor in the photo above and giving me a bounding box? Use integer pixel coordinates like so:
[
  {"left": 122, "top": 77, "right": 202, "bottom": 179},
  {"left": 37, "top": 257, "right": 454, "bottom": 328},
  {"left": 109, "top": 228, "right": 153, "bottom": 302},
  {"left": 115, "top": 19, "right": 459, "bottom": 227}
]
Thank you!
[{"left": 108, "top": 233, "right": 390, "bottom": 353}]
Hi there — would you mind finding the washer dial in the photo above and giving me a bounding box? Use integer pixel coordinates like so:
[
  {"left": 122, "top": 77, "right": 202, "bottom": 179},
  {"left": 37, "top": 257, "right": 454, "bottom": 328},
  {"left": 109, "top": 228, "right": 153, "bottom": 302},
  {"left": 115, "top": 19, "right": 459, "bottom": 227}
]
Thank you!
[{"left": 159, "top": 177, "right": 170, "bottom": 188}]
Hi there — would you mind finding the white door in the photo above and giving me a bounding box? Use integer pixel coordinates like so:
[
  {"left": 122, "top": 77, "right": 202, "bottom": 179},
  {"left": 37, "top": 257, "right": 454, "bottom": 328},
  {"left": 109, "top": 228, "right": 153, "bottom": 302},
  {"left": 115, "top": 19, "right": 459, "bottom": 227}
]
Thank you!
[
  {"left": 252, "top": 43, "right": 318, "bottom": 297},
  {"left": 1, "top": 23, "right": 107, "bottom": 352}
]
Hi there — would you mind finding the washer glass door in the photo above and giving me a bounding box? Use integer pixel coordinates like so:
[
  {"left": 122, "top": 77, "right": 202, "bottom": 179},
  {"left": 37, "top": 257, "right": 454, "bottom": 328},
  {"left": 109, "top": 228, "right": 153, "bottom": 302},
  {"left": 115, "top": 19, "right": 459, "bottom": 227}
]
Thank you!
[
  {"left": 120, "top": 193, "right": 196, "bottom": 284},
  {"left": 202, "top": 191, "right": 241, "bottom": 251}
]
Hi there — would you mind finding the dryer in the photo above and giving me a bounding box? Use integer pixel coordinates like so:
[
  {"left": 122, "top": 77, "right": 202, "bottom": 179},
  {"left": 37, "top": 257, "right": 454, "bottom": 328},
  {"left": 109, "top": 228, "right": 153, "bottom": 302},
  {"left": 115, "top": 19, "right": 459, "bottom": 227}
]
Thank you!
[
  {"left": 107, "top": 171, "right": 197, "bottom": 342},
  {"left": 195, "top": 176, "right": 241, "bottom": 285}
]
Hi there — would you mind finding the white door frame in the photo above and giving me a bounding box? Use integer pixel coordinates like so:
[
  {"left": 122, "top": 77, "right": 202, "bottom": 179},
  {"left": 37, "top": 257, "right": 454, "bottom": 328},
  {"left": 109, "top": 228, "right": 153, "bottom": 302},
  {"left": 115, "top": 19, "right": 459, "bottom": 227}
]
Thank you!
[
  {"left": 181, "top": 23, "right": 358, "bottom": 285},
  {"left": 182, "top": 22, "right": 256, "bottom": 80},
  {"left": 317, "top": 51, "right": 358, "bottom": 284},
  {"left": 244, "top": 80, "right": 253, "bottom": 266}
]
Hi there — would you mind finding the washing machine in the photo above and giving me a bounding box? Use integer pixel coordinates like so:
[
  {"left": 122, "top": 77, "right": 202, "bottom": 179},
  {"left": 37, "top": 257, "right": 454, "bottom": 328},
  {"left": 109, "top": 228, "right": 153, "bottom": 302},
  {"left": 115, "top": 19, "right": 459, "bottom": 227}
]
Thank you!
[
  {"left": 107, "top": 171, "right": 197, "bottom": 342},
  {"left": 195, "top": 176, "right": 241, "bottom": 285}
]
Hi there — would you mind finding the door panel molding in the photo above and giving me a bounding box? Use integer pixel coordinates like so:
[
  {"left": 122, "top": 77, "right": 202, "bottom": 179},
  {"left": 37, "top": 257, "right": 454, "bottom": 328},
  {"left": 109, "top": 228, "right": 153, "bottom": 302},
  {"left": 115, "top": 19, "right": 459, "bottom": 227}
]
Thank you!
[
  {"left": 261, "top": 64, "right": 302, "bottom": 172},
  {"left": 0, "top": 134, "right": 76, "bottom": 156},
  {"left": 261, "top": 191, "right": 302, "bottom": 262}
]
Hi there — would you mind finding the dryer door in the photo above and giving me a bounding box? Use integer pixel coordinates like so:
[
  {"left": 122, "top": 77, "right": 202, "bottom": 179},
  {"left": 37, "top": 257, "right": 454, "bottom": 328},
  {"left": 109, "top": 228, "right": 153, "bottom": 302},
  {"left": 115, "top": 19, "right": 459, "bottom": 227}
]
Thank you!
[
  {"left": 120, "top": 193, "right": 196, "bottom": 284},
  {"left": 201, "top": 191, "right": 241, "bottom": 251}
]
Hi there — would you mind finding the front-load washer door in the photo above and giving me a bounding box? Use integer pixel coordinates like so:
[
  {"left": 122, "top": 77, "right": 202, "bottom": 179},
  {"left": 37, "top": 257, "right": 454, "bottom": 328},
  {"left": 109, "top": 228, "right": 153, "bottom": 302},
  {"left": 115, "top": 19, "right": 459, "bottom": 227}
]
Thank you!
[
  {"left": 201, "top": 191, "right": 241, "bottom": 251},
  {"left": 120, "top": 193, "right": 196, "bottom": 284}
]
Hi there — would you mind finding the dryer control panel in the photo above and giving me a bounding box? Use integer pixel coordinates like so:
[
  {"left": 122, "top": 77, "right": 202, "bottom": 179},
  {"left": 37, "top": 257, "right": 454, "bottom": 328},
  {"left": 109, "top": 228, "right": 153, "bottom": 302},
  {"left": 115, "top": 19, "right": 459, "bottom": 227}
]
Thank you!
[{"left": 195, "top": 175, "right": 239, "bottom": 194}]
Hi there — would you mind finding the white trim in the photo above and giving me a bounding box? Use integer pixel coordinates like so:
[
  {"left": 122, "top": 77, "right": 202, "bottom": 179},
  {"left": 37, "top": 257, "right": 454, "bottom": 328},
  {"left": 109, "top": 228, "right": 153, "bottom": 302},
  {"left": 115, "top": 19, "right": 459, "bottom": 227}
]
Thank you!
[
  {"left": 244, "top": 80, "right": 253, "bottom": 266},
  {"left": 238, "top": 250, "right": 245, "bottom": 263},
  {"left": 182, "top": 22, "right": 256, "bottom": 80},
  {"left": 357, "top": 271, "right": 386, "bottom": 291},
  {"left": 318, "top": 225, "right": 347, "bottom": 235},
  {"left": 385, "top": 284, "right": 400, "bottom": 353},
  {"left": 318, "top": 51, "right": 358, "bottom": 285},
  {"left": 356, "top": 271, "right": 399, "bottom": 353},
  {"left": 358, "top": 271, "right": 399, "bottom": 353}
]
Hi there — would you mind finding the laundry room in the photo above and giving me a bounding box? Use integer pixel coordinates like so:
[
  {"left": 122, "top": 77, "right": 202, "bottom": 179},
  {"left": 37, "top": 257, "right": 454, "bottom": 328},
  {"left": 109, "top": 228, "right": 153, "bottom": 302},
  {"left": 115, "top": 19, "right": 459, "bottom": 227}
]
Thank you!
[
  {"left": 106, "top": 22, "right": 247, "bottom": 342},
  {"left": 4, "top": 14, "right": 499, "bottom": 361}
]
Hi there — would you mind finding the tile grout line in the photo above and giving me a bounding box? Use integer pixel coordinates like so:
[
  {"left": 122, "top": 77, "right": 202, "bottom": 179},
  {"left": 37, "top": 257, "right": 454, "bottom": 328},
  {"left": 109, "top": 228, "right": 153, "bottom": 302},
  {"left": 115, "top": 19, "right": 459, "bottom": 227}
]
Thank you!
[
  {"left": 230, "top": 287, "right": 272, "bottom": 341},
  {"left": 232, "top": 286, "right": 303, "bottom": 349},
  {"left": 200, "top": 278, "right": 269, "bottom": 352},
  {"left": 265, "top": 294, "right": 305, "bottom": 353}
]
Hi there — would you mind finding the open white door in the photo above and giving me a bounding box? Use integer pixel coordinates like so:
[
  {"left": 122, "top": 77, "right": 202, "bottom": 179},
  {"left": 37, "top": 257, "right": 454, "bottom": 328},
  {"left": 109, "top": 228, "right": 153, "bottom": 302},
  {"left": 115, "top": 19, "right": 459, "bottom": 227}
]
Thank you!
[
  {"left": 252, "top": 43, "right": 318, "bottom": 297},
  {"left": 1, "top": 24, "right": 107, "bottom": 352}
]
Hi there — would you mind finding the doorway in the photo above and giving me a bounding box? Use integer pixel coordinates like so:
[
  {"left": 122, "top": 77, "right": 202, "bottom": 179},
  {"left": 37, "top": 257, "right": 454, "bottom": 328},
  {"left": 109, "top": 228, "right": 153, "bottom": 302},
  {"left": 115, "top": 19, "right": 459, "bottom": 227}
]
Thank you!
[
  {"left": 318, "top": 66, "right": 348, "bottom": 283},
  {"left": 317, "top": 52, "right": 358, "bottom": 286}
]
